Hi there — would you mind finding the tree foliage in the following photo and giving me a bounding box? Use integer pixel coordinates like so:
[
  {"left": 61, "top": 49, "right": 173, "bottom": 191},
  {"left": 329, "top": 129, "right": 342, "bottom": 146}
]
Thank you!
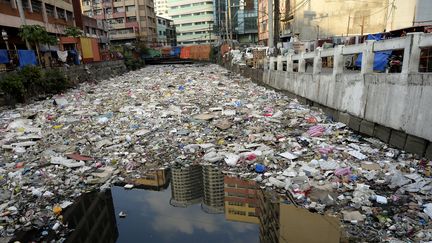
[{"left": 64, "top": 26, "right": 82, "bottom": 38}]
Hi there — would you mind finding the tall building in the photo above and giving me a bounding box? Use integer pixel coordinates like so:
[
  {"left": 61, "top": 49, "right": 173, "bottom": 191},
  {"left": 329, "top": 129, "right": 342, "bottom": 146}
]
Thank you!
[
  {"left": 156, "top": 15, "right": 176, "bottom": 46},
  {"left": 0, "top": 0, "right": 75, "bottom": 49},
  {"left": 81, "top": 0, "right": 157, "bottom": 45},
  {"left": 72, "top": 0, "right": 109, "bottom": 48},
  {"left": 213, "top": 0, "right": 227, "bottom": 39},
  {"left": 202, "top": 165, "right": 224, "bottom": 214},
  {"left": 167, "top": 0, "right": 216, "bottom": 45},
  {"left": 170, "top": 165, "right": 204, "bottom": 207},
  {"left": 230, "top": 0, "right": 258, "bottom": 44},
  {"left": 224, "top": 176, "right": 260, "bottom": 224},
  {"left": 155, "top": 0, "right": 169, "bottom": 17}
]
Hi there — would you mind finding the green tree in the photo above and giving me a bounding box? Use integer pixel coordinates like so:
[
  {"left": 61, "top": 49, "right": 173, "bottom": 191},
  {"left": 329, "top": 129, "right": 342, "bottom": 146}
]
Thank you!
[
  {"left": 64, "top": 26, "right": 82, "bottom": 38},
  {"left": 19, "top": 25, "right": 50, "bottom": 65}
]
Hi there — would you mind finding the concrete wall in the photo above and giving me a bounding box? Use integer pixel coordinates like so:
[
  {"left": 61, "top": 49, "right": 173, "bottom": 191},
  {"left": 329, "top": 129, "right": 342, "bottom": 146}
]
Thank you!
[{"left": 224, "top": 33, "right": 432, "bottom": 158}]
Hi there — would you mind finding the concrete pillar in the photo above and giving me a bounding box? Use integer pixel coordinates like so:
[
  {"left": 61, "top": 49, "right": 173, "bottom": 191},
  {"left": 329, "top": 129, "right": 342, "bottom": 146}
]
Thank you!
[
  {"left": 402, "top": 32, "right": 422, "bottom": 74},
  {"left": 277, "top": 55, "right": 283, "bottom": 71},
  {"left": 286, "top": 53, "right": 294, "bottom": 72},
  {"left": 361, "top": 40, "right": 375, "bottom": 74},
  {"left": 333, "top": 45, "right": 344, "bottom": 75},
  {"left": 313, "top": 47, "right": 322, "bottom": 74},
  {"left": 41, "top": 2, "right": 48, "bottom": 24},
  {"left": 28, "top": 0, "right": 33, "bottom": 12},
  {"left": 298, "top": 53, "right": 306, "bottom": 73},
  {"left": 269, "top": 57, "right": 275, "bottom": 70}
]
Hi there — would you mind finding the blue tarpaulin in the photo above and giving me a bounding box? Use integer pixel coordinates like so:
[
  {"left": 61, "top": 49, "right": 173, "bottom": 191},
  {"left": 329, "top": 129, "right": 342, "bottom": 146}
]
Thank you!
[
  {"left": 68, "top": 49, "right": 80, "bottom": 65},
  {"left": 0, "top": 50, "right": 9, "bottom": 64},
  {"left": 170, "top": 47, "right": 181, "bottom": 57},
  {"left": 18, "top": 50, "right": 37, "bottom": 67},
  {"left": 355, "top": 34, "right": 392, "bottom": 72}
]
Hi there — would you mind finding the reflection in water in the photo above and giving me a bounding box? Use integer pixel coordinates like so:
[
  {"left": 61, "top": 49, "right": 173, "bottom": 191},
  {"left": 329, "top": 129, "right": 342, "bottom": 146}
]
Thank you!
[
  {"left": 170, "top": 165, "right": 204, "bottom": 207},
  {"left": 130, "top": 168, "right": 170, "bottom": 191},
  {"left": 258, "top": 190, "right": 341, "bottom": 243},
  {"left": 224, "top": 176, "right": 260, "bottom": 224},
  {"left": 11, "top": 166, "right": 342, "bottom": 242},
  {"left": 64, "top": 190, "right": 119, "bottom": 243},
  {"left": 202, "top": 166, "right": 225, "bottom": 214}
]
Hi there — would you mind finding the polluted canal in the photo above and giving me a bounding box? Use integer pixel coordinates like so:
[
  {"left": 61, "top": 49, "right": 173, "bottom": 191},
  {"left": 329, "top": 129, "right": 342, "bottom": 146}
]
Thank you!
[{"left": 0, "top": 64, "right": 431, "bottom": 242}]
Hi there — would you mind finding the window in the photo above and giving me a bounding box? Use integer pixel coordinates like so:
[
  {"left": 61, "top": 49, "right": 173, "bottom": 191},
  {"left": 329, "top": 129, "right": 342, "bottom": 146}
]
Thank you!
[
  {"left": 114, "top": 7, "right": 124, "bottom": 13},
  {"left": 45, "top": 4, "right": 55, "bottom": 17},
  {"left": 182, "top": 23, "right": 192, "bottom": 26},
  {"left": 127, "top": 16, "right": 136, "bottom": 22},
  {"left": 58, "top": 9, "right": 66, "bottom": 20},
  {"left": 126, "top": 6, "right": 135, "bottom": 12}
]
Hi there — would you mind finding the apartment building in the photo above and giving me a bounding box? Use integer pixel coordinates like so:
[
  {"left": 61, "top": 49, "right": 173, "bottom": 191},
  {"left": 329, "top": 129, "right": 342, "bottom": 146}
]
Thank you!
[
  {"left": 170, "top": 165, "right": 204, "bottom": 207},
  {"left": 224, "top": 176, "right": 260, "bottom": 224},
  {"left": 202, "top": 166, "right": 224, "bottom": 214},
  {"left": 154, "top": 0, "right": 168, "bottom": 17},
  {"left": 156, "top": 15, "right": 176, "bottom": 46},
  {"left": 81, "top": 0, "right": 157, "bottom": 45},
  {"left": 167, "top": 0, "right": 216, "bottom": 45},
  {"left": 0, "top": 0, "right": 75, "bottom": 49}
]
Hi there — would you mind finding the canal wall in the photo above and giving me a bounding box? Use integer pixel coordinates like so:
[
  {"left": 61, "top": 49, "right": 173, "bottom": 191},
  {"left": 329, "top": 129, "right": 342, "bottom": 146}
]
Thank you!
[{"left": 223, "top": 33, "right": 432, "bottom": 158}]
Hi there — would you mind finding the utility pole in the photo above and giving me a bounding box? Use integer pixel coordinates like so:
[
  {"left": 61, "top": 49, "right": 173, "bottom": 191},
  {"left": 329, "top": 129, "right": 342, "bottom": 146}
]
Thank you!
[
  {"left": 228, "top": 0, "right": 233, "bottom": 40},
  {"left": 16, "top": 0, "right": 31, "bottom": 49},
  {"left": 346, "top": 15, "right": 351, "bottom": 36},
  {"left": 225, "top": 10, "right": 229, "bottom": 41},
  {"left": 274, "top": 0, "right": 280, "bottom": 46},
  {"left": 268, "top": 0, "right": 274, "bottom": 48}
]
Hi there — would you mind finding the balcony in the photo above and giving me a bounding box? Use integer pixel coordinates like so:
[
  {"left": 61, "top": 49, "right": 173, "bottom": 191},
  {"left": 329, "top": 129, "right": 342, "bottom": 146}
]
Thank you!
[
  {"left": 110, "top": 32, "right": 136, "bottom": 40},
  {"left": 110, "top": 22, "right": 125, "bottom": 29},
  {"left": 125, "top": 21, "right": 139, "bottom": 28},
  {"left": 112, "top": 12, "right": 126, "bottom": 18}
]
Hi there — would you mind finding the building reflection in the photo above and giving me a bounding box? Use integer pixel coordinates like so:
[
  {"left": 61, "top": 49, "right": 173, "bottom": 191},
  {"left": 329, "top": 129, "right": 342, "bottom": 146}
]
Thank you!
[
  {"left": 224, "top": 176, "right": 260, "bottom": 224},
  {"left": 258, "top": 190, "right": 341, "bottom": 243},
  {"left": 202, "top": 165, "right": 225, "bottom": 214},
  {"left": 9, "top": 190, "right": 118, "bottom": 243},
  {"left": 64, "top": 190, "right": 118, "bottom": 243},
  {"left": 131, "top": 168, "right": 171, "bottom": 191},
  {"left": 170, "top": 165, "right": 204, "bottom": 207}
]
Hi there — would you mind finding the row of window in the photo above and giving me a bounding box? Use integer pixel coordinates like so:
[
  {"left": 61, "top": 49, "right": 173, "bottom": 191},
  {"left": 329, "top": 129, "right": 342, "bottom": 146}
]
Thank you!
[
  {"left": 171, "top": 1, "right": 213, "bottom": 9},
  {"left": 19, "top": 0, "right": 73, "bottom": 21},
  {"left": 158, "top": 30, "right": 174, "bottom": 36},
  {"left": 171, "top": 11, "right": 213, "bottom": 19},
  {"left": 179, "top": 30, "right": 211, "bottom": 36},
  {"left": 175, "top": 21, "right": 213, "bottom": 28}
]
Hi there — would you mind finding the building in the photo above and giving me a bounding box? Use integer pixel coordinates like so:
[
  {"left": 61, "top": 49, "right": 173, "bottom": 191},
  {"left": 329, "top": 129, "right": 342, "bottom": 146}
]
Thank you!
[
  {"left": 0, "top": 0, "right": 75, "bottom": 49},
  {"left": 61, "top": 190, "right": 119, "bottom": 243},
  {"left": 202, "top": 166, "right": 224, "bottom": 214},
  {"left": 72, "top": 0, "right": 109, "bottom": 47},
  {"left": 156, "top": 15, "right": 176, "bottom": 46},
  {"left": 224, "top": 176, "right": 260, "bottom": 224},
  {"left": 132, "top": 168, "right": 171, "bottom": 191},
  {"left": 213, "top": 0, "right": 226, "bottom": 40},
  {"left": 81, "top": 0, "right": 157, "bottom": 46},
  {"left": 170, "top": 165, "right": 203, "bottom": 207},
  {"left": 167, "top": 0, "right": 216, "bottom": 45},
  {"left": 258, "top": 189, "right": 341, "bottom": 243},
  {"left": 155, "top": 0, "right": 169, "bottom": 17},
  {"left": 259, "top": 0, "right": 431, "bottom": 45},
  {"left": 230, "top": 0, "right": 259, "bottom": 44}
]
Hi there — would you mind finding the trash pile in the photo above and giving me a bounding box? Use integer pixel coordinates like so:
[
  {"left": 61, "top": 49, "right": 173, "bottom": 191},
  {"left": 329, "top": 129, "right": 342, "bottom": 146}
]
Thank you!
[{"left": 0, "top": 64, "right": 431, "bottom": 242}]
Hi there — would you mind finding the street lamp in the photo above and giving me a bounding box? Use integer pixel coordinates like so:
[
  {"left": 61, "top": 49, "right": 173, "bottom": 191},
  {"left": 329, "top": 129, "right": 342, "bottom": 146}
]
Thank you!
[{"left": 1, "top": 29, "right": 9, "bottom": 51}]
